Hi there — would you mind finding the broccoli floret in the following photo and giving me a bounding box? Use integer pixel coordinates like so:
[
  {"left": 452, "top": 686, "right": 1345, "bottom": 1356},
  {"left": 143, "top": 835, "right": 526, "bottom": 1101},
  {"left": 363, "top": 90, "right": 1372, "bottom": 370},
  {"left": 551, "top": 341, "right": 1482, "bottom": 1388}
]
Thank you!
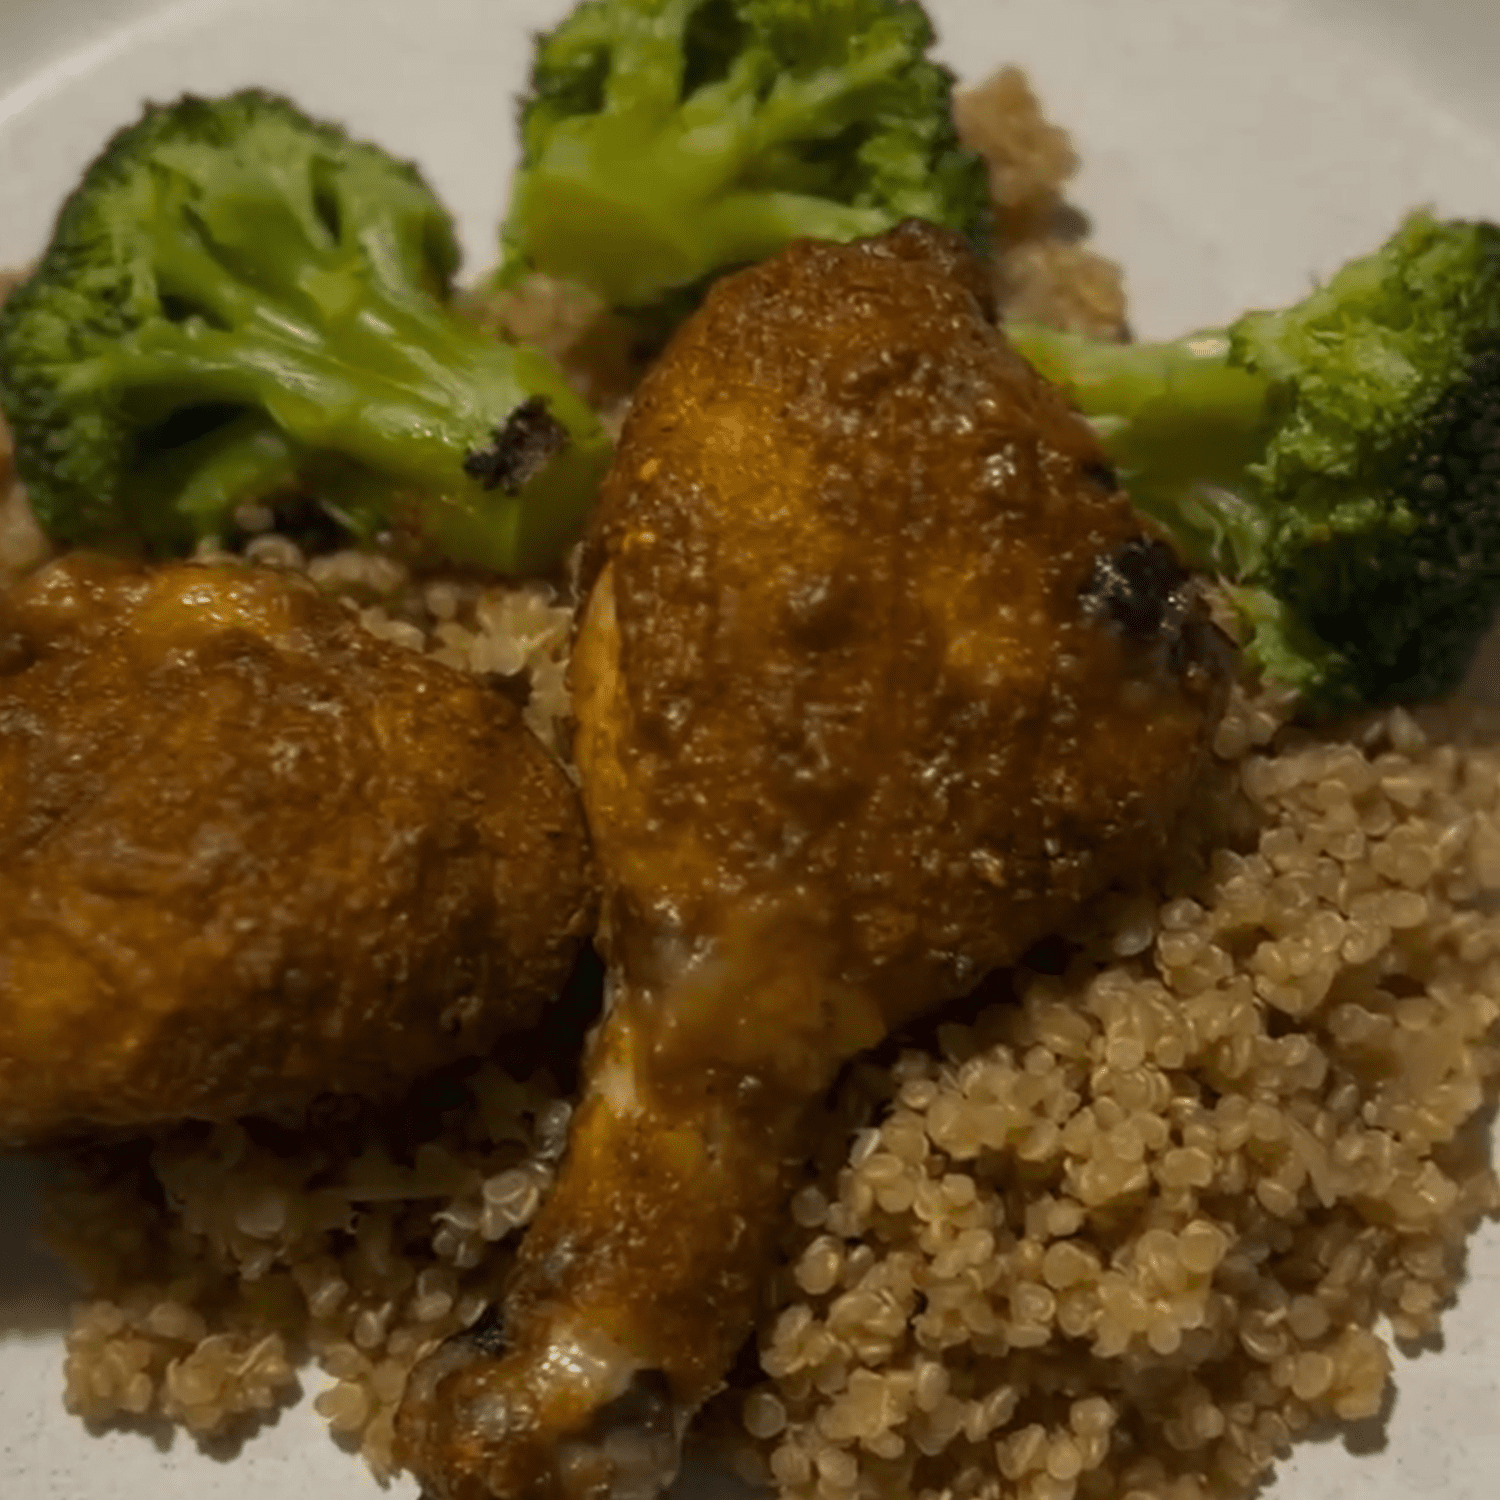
[
  {"left": 1008, "top": 211, "right": 1500, "bottom": 716},
  {"left": 0, "top": 90, "right": 612, "bottom": 574},
  {"left": 500, "top": 0, "right": 989, "bottom": 317}
]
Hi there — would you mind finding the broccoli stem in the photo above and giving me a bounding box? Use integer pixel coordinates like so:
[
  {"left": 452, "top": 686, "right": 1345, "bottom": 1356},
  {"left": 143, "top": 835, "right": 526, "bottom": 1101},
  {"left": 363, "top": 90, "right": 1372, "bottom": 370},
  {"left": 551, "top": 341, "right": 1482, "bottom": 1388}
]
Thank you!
[
  {"left": 1007, "top": 324, "right": 1270, "bottom": 490},
  {"left": 68, "top": 219, "right": 606, "bottom": 570},
  {"left": 88, "top": 315, "right": 561, "bottom": 493},
  {"left": 125, "top": 412, "right": 299, "bottom": 542},
  {"left": 1006, "top": 321, "right": 1276, "bottom": 576}
]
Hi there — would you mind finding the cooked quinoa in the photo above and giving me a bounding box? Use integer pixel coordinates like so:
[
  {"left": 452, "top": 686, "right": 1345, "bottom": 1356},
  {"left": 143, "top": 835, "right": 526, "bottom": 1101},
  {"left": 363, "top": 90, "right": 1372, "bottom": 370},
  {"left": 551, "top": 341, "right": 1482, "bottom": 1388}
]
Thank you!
[
  {"left": 6, "top": 62, "right": 1500, "bottom": 1500},
  {"left": 48, "top": 1065, "right": 571, "bottom": 1479},
  {"left": 955, "top": 67, "right": 1130, "bottom": 340}
]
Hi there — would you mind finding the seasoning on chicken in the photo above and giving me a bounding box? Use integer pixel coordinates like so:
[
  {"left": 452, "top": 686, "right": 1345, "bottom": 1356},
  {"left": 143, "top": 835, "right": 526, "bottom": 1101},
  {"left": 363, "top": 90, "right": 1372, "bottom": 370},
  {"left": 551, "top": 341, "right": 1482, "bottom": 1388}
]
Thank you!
[
  {"left": 0, "top": 554, "right": 595, "bottom": 1143},
  {"left": 396, "top": 221, "right": 1235, "bottom": 1500}
]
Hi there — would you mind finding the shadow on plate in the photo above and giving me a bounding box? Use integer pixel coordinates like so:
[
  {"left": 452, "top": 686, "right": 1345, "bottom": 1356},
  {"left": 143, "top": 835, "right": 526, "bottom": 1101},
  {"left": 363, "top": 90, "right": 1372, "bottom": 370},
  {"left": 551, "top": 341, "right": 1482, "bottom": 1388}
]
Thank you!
[
  {"left": 0, "top": 1151, "right": 76, "bottom": 1335},
  {"left": 1283, "top": 1376, "right": 1397, "bottom": 1471}
]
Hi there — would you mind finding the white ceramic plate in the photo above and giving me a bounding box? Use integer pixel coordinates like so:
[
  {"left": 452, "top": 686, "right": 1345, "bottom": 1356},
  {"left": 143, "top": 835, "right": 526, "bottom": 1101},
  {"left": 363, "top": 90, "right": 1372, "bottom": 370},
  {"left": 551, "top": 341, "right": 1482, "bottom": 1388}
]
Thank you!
[{"left": 3, "top": 1, "right": 1500, "bottom": 1497}]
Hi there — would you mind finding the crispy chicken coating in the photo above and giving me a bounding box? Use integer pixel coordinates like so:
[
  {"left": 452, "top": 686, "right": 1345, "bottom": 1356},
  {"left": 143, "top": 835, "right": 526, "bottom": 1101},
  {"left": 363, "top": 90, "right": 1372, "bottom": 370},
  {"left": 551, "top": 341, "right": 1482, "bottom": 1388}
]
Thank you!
[
  {"left": 397, "top": 221, "right": 1233, "bottom": 1499},
  {"left": 0, "top": 554, "right": 594, "bottom": 1143}
]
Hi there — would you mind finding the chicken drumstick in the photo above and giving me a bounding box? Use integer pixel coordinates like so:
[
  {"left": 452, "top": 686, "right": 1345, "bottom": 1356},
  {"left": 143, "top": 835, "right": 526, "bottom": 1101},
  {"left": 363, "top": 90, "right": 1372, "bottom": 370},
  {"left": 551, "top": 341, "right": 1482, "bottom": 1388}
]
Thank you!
[
  {"left": 398, "top": 221, "right": 1233, "bottom": 1500},
  {"left": 0, "top": 554, "right": 594, "bottom": 1141}
]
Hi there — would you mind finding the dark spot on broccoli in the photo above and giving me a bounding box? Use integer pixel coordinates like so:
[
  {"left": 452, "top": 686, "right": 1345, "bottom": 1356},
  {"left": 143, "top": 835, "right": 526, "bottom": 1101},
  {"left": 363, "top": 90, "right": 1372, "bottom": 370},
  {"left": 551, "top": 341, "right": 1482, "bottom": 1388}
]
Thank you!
[{"left": 462, "top": 396, "right": 571, "bottom": 495}]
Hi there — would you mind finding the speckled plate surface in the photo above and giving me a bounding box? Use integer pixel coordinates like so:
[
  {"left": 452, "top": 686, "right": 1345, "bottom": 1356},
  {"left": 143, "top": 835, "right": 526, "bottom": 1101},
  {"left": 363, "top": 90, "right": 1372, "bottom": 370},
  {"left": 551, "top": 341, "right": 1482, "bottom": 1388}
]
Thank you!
[{"left": 2, "top": 1, "right": 1499, "bottom": 1496}]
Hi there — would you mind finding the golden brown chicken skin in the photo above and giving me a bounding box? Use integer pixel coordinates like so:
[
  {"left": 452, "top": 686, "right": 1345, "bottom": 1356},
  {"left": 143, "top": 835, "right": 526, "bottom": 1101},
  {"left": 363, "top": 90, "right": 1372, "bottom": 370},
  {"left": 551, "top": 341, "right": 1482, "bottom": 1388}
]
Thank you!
[
  {"left": 0, "top": 553, "right": 595, "bottom": 1143},
  {"left": 397, "top": 221, "right": 1233, "bottom": 1500}
]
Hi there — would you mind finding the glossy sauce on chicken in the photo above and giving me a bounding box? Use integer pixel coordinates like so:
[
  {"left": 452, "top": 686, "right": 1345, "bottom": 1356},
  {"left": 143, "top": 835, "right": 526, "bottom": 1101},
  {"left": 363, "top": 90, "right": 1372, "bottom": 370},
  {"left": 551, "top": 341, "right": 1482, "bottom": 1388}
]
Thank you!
[
  {"left": 580, "top": 222, "right": 1229, "bottom": 1032},
  {"left": 398, "top": 222, "right": 1233, "bottom": 1500},
  {"left": 0, "top": 553, "right": 595, "bottom": 1141}
]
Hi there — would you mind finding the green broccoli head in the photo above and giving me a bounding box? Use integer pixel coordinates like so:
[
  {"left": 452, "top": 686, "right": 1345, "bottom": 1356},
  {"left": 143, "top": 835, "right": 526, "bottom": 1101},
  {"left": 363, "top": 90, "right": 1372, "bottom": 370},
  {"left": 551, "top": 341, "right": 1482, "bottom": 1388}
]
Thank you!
[
  {"left": 501, "top": 0, "right": 989, "bottom": 315},
  {"left": 0, "top": 89, "right": 612, "bottom": 573},
  {"left": 1009, "top": 212, "right": 1500, "bottom": 716}
]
